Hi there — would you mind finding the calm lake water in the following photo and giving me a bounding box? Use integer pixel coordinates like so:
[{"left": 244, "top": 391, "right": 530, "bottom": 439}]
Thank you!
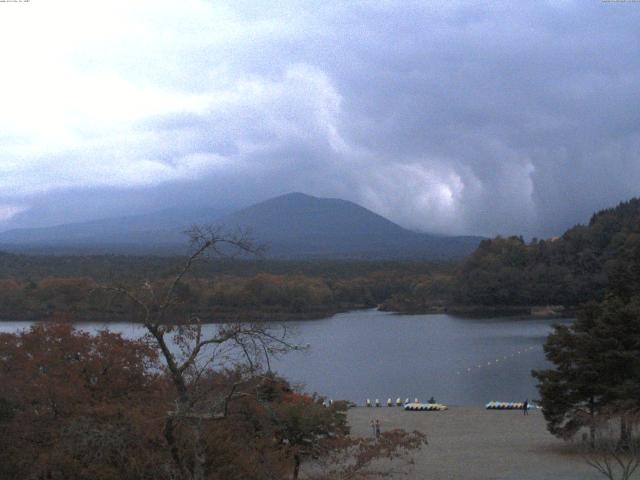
[{"left": 0, "top": 309, "right": 569, "bottom": 406}]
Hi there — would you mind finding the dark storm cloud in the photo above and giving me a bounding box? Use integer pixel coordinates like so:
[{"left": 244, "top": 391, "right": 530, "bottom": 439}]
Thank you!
[{"left": 2, "top": 1, "right": 640, "bottom": 237}]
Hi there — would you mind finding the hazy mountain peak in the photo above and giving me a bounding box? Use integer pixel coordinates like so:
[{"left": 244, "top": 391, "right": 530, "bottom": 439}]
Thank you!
[{"left": 0, "top": 193, "right": 483, "bottom": 259}]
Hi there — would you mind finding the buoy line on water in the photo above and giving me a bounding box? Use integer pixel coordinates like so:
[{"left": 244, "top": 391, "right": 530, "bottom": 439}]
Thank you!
[
  {"left": 359, "top": 345, "right": 541, "bottom": 408},
  {"left": 455, "top": 345, "right": 539, "bottom": 376}
]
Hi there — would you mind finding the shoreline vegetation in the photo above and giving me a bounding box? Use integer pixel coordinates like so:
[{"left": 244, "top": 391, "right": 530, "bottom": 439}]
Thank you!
[
  {"left": 2, "top": 197, "right": 640, "bottom": 324},
  {"left": 0, "top": 305, "right": 574, "bottom": 324},
  {"left": 380, "top": 303, "right": 578, "bottom": 318},
  {"left": 0, "top": 262, "right": 577, "bottom": 324}
]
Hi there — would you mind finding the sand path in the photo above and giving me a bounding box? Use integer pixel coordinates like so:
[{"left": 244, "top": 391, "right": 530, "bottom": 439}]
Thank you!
[{"left": 347, "top": 407, "right": 622, "bottom": 480}]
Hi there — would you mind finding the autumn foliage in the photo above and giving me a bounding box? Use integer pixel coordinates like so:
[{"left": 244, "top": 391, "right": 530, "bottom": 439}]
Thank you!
[
  {"left": 0, "top": 323, "right": 425, "bottom": 480},
  {"left": 0, "top": 323, "right": 167, "bottom": 479}
]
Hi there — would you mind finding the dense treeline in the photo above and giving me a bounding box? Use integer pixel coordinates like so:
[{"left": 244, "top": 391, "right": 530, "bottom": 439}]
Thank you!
[
  {"left": 5, "top": 197, "right": 640, "bottom": 320},
  {"left": 456, "top": 198, "right": 640, "bottom": 306},
  {"left": 0, "top": 252, "right": 447, "bottom": 281},
  {"left": 0, "top": 256, "right": 450, "bottom": 321},
  {"left": 386, "top": 198, "right": 640, "bottom": 312}
]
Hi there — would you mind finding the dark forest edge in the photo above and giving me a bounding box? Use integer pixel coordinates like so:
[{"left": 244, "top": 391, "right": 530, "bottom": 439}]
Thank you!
[
  {"left": 2, "top": 197, "right": 640, "bottom": 323},
  {"left": 382, "top": 197, "right": 640, "bottom": 317},
  {"left": 0, "top": 255, "right": 454, "bottom": 323}
]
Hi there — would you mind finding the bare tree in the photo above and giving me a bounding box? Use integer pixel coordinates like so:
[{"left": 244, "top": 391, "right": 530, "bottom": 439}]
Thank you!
[
  {"left": 577, "top": 411, "right": 640, "bottom": 480},
  {"left": 308, "top": 432, "right": 427, "bottom": 480},
  {"left": 106, "top": 226, "right": 299, "bottom": 480}
]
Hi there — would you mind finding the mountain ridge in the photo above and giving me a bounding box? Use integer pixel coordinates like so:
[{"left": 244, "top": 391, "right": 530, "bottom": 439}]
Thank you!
[{"left": 0, "top": 192, "right": 483, "bottom": 259}]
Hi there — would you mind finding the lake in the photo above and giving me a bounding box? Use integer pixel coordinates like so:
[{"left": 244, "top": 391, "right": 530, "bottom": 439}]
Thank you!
[{"left": 0, "top": 309, "right": 568, "bottom": 406}]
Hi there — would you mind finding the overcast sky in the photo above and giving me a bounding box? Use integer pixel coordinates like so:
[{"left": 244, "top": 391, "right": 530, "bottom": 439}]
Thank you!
[{"left": 1, "top": 0, "right": 640, "bottom": 237}]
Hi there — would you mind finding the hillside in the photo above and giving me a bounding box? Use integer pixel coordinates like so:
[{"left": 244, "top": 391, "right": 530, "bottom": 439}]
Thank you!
[
  {"left": 0, "top": 193, "right": 482, "bottom": 259},
  {"left": 452, "top": 198, "right": 640, "bottom": 306},
  {"left": 384, "top": 197, "right": 640, "bottom": 312},
  {"left": 0, "top": 206, "right": 231, "bottom": 254}
]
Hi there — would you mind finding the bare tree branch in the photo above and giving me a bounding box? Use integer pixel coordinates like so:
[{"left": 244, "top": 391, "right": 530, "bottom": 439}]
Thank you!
[{"left": 103, "top": 225, "right": 299, "bottom": 480}]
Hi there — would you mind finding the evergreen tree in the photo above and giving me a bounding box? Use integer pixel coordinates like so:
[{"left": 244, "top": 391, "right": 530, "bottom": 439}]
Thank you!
[{"left": 533, "top": 295, "right": 640, "bottom": 442}]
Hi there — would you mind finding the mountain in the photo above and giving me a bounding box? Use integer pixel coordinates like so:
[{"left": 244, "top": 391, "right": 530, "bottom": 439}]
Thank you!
[
  {"left": 0, "top": 206, "right": 230, "bottom": 254},
  {"left": 0, "top": 193, "right": 483, "bottom": 259},
  {"left": 216, "top": 192, "right": 482, "bottom": 259}
]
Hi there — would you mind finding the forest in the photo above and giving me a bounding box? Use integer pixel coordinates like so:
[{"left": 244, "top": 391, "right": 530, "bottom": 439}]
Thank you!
[
  {"left": 0, "top": 252, "right": 451, "bottom": 322},
  {"left": 3, "top": 198, "right": 640, "bottom": 322},
  {"left": 385, "top": 198, "right": 640, "bottom": 313}
]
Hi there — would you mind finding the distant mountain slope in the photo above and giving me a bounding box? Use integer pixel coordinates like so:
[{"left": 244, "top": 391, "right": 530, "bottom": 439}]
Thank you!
[
  {"left": 0, "top": 206, "right": 230, "bottom": 254},
  {"left": 0, "top": 193, "right": 483, "bottom": 259},
  {"left": 216, "top": 192, "right": 482, "bottom": 259}
]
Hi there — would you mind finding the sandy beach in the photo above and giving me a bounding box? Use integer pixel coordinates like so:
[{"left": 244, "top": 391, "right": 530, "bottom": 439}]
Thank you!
[{"left": 347, "top": 406, "right": 614, "bottom": 480}]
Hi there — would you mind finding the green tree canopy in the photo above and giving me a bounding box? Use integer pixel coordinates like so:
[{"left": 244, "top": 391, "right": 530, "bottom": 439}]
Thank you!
[{"left": 533, "top": 295, "right": 640, "bottom": 441}]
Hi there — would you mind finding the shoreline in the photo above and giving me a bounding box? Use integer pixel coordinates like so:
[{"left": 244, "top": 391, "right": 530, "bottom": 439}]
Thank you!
[
  {"left": 0, "top": 304, "right": 576, "bottom": 324},
  {"left": 380, "top": 304, "right": 578, "bottom": 319},
  {"left": 0, "top": 305, "right": 365, "bottom": 324}
]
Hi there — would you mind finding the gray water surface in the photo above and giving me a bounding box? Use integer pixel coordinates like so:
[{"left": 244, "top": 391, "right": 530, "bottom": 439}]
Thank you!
[
  {"left": 1, "top": 309, "right": 567, "bottom": 406},
  {"left": 269, "top": 309, "right": 566, "bottom": 406}
]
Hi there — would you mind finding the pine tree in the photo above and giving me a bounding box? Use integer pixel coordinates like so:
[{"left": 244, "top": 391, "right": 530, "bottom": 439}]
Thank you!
[{"left": 533, "top": 295, "right": 640, "bottom": 442}]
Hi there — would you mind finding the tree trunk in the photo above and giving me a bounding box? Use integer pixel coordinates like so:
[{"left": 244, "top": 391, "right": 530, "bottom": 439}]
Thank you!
[
  {"left": 589, "top": 398, "right": 596, "bottom": 448},
  {"left": 192, "top": 419, "right": 206, "bottom": 480},
  {"left": 618, "top": 416, "right": 631, "bottom": 451},
  {"left": 164, "top": 415, "right": 188, "bottom": 479},
  {"left": 292, "top": 454, "right": 301, "bottom": 480}
]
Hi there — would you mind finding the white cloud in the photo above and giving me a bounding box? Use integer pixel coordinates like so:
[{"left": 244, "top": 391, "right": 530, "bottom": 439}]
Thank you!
[
  {"left": 0, "top": 0, "right": 348, "bottom": 197},
  {"left": 1, "top": 1, "right": 640, "bottom": 237}
]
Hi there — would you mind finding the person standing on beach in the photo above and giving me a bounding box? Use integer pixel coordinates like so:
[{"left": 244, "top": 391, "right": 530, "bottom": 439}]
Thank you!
[
  {"left": 375, "top": 419, "right": 381, "bottom": 439},
  {"left": 523, "top": 399, "right": 529, "bottom": 415},
  {"left": 370, "top": 419, "right": 376, "bottom": 436}
]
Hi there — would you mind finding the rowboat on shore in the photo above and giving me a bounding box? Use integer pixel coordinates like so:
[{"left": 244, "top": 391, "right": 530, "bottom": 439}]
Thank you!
[
  {"left": 404, "top": 402, "right": 448, "bottom": 411},
  {"left": 485, "top": 401, "right": 530, "bottom": 410}
]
